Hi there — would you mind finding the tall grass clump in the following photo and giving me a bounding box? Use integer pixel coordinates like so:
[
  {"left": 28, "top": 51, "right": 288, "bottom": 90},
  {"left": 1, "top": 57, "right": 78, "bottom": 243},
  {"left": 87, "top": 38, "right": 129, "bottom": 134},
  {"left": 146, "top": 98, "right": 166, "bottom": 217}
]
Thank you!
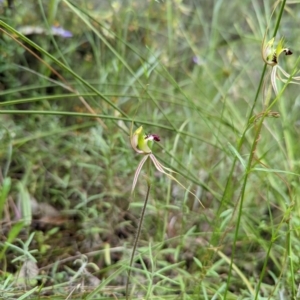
[{"left": 0, "top": 0, "right": 300, "bottom": 299}]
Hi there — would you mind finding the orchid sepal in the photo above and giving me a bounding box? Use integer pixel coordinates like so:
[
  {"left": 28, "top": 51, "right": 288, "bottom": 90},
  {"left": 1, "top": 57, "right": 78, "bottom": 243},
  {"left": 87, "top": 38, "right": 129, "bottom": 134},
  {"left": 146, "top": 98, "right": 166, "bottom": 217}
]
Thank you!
[
  {"left": 262, "top": 37, "right": 298, "bottom": 96},
  {"left": 130, "top": 126, "right": 204, "bottom": 208}
]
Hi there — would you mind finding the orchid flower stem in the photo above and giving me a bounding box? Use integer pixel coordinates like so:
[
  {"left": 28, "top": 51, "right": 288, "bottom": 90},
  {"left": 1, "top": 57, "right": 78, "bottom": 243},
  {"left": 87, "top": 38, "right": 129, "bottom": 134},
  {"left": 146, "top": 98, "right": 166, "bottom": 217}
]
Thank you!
[
  {"left": 126, "top": 178, "right": 151, "bottom": 299},
  {"left": 222, "top": 1, "right": 287, "bottom": 299},
  {"left": 271, "top": 1, "right": 286, "bottom": 37}
]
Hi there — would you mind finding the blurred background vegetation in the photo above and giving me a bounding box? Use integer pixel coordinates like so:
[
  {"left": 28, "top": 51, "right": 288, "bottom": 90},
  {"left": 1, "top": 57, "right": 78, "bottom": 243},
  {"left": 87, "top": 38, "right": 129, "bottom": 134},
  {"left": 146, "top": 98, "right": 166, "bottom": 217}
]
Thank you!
[{"left": 1, "top": 0, "right": 300, "bottom": 299}]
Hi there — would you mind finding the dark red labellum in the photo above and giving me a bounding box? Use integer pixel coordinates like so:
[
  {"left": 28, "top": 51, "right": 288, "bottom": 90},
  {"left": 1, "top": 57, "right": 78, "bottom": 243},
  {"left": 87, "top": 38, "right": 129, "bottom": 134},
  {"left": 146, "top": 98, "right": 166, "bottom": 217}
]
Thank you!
[
  {"left": 152, "top": 134, "right": 160, "bottom": 142},
  {"left": 284, "top": 49, "right": 293, "bottom": 55}
]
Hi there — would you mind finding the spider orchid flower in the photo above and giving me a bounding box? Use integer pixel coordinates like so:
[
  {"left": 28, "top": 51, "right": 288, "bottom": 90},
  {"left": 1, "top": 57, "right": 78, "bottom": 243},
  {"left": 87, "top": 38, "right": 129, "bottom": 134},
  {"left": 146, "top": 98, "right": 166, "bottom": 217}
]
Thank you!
[
  {"left": 131, "top": 126, "right": 204, "bottom": 207},
  {"left": 262, "top": 37, "right": 298, "bottom": 95}
]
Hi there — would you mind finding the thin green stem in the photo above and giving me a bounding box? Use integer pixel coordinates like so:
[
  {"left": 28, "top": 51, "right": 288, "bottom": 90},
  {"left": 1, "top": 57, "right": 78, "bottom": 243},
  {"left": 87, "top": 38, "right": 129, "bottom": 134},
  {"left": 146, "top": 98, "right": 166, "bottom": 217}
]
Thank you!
[
  {"left": 0, "top": 109, "right": 217, "bottom": 147},
  {"left": 287, "top": 220, "right": 296, "bottom": 298},
  {"left": 224, "top": 117, "right": 264, "bottom": 296},
  {"left": 254, "top": 237, "right": 274, "bottom": 300},
  {"left": 125, "top": 181, "right": 151, "bottom": 299},
  {"left": 223, "top": 1, "right": 287, "bottom": 298},
  {"left": 271, "top": 1, "right": 286, "bottom": 37},
  {"left": 219, "top": 0, "right": 286, "bottom": 216}
]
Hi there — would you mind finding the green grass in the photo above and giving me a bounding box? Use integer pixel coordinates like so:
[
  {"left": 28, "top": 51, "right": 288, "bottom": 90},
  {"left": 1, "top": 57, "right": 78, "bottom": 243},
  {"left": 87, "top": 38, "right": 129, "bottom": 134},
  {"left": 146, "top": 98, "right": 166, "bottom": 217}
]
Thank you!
[{"left": 0, "top": 0, "right": 300, "bottom": 299}]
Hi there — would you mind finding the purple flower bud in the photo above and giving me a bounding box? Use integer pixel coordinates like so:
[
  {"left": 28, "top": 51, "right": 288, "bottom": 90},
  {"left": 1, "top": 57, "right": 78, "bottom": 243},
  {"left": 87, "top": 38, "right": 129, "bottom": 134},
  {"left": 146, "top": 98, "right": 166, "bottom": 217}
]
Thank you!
[
  {"left": 51, "top": 26, "right": 73, "bottom": 38},
  {"left": 192, "top": 56, "right": 199, "bottom": 64}
]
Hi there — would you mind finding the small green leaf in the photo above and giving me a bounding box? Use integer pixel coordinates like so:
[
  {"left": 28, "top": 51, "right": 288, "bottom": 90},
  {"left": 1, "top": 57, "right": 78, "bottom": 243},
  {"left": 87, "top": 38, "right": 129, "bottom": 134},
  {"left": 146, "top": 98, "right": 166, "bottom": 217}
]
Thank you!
[{"left": 0, "top": 221, "right": 25, "bottom": 260}]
